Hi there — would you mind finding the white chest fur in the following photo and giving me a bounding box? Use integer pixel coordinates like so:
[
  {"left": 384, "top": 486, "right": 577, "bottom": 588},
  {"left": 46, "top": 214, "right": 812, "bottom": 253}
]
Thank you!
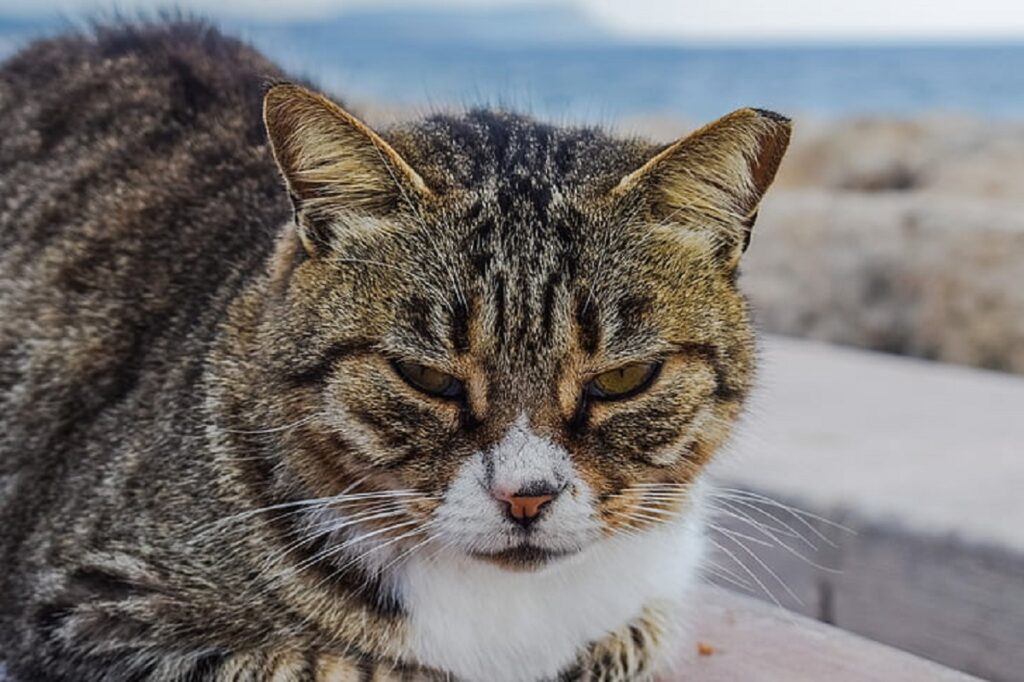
[{"left": 393, "top": 500, "right": 707, "bottom": 682}]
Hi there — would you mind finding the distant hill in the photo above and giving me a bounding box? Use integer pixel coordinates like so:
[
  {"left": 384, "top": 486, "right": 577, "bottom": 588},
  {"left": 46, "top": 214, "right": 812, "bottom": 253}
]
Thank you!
[
  {"left": 244, "top": 5, "right": 613, "bottom": 47},
  {"left": 0, "top": 5, "right": 614, "bottom": 64},
  {"left": 0, "top": 4, "right": 613, "bottom": 55}
]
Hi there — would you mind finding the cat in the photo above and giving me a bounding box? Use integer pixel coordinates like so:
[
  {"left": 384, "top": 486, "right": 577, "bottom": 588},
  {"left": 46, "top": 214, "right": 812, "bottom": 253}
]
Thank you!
[{"left": 0, "top": 20, "right": 790, "bottom": 682}]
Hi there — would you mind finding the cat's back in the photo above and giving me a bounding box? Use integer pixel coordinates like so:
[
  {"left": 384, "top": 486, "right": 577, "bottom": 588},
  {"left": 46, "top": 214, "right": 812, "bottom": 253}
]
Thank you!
[
  {"left": 0, "top": 20, "right": 291, "bottom": 386},
  {"left": 0, "top": 22, "right": 289, "bottom": 515},
  {"left": 0, "top": 20, "right": 287, "bottom": 250}
]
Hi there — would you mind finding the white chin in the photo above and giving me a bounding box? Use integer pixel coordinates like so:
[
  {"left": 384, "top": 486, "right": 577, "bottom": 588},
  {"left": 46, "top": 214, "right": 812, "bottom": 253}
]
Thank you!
[{"left": 393, "top": 505, "right": 709, "bottom": 682}]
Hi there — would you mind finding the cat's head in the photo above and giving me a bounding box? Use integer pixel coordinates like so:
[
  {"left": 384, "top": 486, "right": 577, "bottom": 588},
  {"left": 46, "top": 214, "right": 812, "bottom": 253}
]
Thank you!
[{"left": 245, "top": 84, "right": 789, "bottom": 571}]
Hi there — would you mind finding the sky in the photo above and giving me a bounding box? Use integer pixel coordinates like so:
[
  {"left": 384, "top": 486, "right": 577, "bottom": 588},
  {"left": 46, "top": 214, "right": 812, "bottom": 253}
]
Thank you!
[{"left": 2, "top": 0, "right": 1024, "bottom": 42}]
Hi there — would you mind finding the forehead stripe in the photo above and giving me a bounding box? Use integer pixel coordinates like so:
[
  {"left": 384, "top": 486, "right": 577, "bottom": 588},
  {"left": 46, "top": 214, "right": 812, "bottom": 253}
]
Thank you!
[
  {"left": 574, "top": 293, "right": 601, "bottom": 355},
  {"left": 493, "top": 274, "right": 507, "bottom": 342},
  {"left": 539, "top": 269, "right": 561, "bottom": 339},
  {"left": 449, "top": 298, "right": 471, "bottom": 353}
]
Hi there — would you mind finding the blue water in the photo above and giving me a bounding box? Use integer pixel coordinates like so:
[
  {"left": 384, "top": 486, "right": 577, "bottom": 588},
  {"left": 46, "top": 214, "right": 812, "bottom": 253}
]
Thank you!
[
  {"left": 256, "top": 40, "right": 1024, "bottom": 122},
  {"left": 3, "top": 11, "right": 1024, "bottom": 122}
]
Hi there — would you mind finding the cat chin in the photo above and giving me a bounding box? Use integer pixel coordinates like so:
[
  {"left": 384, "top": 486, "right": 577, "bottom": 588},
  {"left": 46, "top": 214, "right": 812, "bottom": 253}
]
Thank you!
[
  {"left": 393, "top": 482, "right": 711, "bottom": 682},
  {"left": 467, "top": 543, "right": 581, "bottom": 571}
]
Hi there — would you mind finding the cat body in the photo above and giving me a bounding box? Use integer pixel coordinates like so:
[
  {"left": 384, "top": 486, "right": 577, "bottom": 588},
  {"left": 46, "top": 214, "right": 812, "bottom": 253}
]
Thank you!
[{"left": 0, "top": 22, "right": 789, "bottom": 681}]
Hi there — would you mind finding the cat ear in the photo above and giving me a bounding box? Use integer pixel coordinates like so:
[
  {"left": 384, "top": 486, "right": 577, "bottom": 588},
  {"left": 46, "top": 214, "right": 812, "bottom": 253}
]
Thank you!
[
  {"left": 263, "top": 83, "right": 433, "bottom": 254},
  {"left": 612, "top": 108, "right": 791, "bottom": 268}
]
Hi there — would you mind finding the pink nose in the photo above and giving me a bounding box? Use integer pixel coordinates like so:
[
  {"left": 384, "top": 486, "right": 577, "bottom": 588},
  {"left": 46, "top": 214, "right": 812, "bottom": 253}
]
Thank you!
[
  {"left": 495, "top": 492, "right": 555, "bottom": 520},
  {"left": 492, "top": 486, "right": 559, "bottom": 528}
]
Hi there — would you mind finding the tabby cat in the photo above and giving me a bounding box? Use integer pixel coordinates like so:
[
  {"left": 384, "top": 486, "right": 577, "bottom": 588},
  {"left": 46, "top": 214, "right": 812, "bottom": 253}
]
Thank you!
[{"left": 0, "top": 21, "right": 790, "bottom": 682}]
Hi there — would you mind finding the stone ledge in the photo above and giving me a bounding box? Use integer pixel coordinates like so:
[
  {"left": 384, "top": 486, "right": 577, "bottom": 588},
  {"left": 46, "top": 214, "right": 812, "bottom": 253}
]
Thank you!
[
  {"left": 709, "top": 336, "right": 1024, "bottom": 680},
  {"left": 685, "top": 585, "right": 980, "bottom": 681}
]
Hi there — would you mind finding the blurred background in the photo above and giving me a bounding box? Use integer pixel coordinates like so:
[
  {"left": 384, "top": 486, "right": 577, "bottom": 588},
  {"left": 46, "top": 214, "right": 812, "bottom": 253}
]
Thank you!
[{"left": 2, "top": 1, "right": 1022, "bottom": 679}]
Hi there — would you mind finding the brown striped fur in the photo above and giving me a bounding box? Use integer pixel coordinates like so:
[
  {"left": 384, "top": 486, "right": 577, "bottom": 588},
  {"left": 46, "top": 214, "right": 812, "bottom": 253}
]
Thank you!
[{"left": 0, "top": 21, "right": 790, "bottom": 681}]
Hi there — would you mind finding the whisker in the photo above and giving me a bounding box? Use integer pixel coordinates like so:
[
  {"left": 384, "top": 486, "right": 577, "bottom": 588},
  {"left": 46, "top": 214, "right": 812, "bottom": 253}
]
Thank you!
[
  {"left": 713, "top": 492, "right": 844, "bottom": 550},
  {"left": 715, "top": 488, "right": 855, "bottom": 534},
  {"left": 190, "top": 480, "right": 440, "bottom": 540},
  {"left": 711, "top": 503, "right": 844, "bottom": 574},
  {"left": 615, "top": 509, "right": 670, "bottom": 527},
  {"left": 311, "top": 522, "right": 436, "bottom": 592},
  {"left": 259, "top": 502, "right": 415, "bottom": 564},
  {"left": 713, "top": 528, "right": 803, "bottom": 607},
  {"left": 373, "top": 532, "right": 439, "bottom": 575},
  {"left": 292, "top": 519, "right": 423, "bottom": 574},
  {"left": 702, "top": 557, "right": 755, "bottom": 588},
  {"left": 707, "top": 536, "right": 784, "bottom": 608},
  {"left": 707, "top": 523, "right": 775, "bottom": 549},
  {"left": 712, "top": 503, "right": 809, "bottom": 545},
  {"left": 701, "top": 561, "right": 756, "bottom": 593}
]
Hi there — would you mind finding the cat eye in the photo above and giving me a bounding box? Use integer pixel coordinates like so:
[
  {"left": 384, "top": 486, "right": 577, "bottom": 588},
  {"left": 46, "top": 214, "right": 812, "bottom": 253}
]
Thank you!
[
  {"left": 393, "top": 361, "right": 465, "bottom": 399},
  {"left": 586, "top": 361, "right": 661, "bottom": 401}
]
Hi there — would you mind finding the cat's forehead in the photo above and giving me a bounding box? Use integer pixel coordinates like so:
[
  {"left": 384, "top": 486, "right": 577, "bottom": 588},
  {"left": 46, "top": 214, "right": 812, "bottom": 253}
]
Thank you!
[
  {"left": 384, "top": 205, "right": 659, "bottom": 370},
  {"left": 395, "top": 110, "right": 651, "bottom": 197},
  {"left": 370, "top": 115, "right": 677, "bottom": 364},
  {"left": 391, "top": 114, "right": 655, "bottom": 283}
]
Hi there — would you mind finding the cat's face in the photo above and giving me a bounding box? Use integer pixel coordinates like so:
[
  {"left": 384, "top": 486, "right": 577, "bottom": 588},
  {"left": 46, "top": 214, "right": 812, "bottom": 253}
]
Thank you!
[{"left": 253, "top": 85, "right": 790, "bottom": 570}]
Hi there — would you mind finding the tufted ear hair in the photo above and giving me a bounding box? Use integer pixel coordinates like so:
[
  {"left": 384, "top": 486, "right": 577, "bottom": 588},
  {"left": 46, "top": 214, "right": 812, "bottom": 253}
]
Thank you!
[
  {"left": 612, "top": 108, "right": 791, "bottom": 268},
  {"left": 263, "top": 83, "right": 433, "bottom": 254}
]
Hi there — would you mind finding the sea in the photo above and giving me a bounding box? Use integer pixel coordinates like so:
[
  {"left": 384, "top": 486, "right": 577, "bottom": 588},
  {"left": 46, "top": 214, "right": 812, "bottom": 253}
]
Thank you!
[{"left": 2, "top": 7, "right": 1023, "bottom": 123}]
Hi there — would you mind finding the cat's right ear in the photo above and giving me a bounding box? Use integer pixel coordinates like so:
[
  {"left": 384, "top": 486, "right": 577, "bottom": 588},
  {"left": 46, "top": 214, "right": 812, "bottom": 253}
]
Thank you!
[
  {"left": 263, "top": 83, "right": 433, "bottom": 255},
  {"left": 610, "top": 108, "right": 791, "bottom": 270}
]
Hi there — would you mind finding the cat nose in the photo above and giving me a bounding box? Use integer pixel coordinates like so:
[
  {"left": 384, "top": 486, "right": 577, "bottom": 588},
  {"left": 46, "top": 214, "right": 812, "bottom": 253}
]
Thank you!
[{"left": 492, "top": 484, "right": 560, "bottom": 528}]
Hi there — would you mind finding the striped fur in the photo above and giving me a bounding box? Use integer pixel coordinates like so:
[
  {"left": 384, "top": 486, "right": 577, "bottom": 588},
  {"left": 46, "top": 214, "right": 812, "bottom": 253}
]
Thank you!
[{"left": 0, "top": 21, "right": 790, "bottom": 681}]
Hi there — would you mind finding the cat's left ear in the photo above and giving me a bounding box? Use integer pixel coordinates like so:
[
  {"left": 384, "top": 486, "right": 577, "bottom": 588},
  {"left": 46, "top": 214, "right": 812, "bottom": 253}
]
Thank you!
[
  {"left": 263, "top": 83, "right": 433, "bottom": 254},
  {"left": 612, "top": 108, "right": 791, "bottom": 268}
]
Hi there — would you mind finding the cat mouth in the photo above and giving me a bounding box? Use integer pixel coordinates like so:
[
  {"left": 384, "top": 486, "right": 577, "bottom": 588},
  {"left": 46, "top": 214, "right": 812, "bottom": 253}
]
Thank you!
[{"left": 469, "top": 543, "right": 578, "bottom": 570}]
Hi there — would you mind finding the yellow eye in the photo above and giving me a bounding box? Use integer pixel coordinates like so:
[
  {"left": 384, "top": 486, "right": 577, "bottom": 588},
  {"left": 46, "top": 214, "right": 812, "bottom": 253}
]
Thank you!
[
  {"left": 587, "top": 361, "right": 661, "bottom": 400},
  {"left": 393, "top": 361, "right": 464, "bottom": 399}
]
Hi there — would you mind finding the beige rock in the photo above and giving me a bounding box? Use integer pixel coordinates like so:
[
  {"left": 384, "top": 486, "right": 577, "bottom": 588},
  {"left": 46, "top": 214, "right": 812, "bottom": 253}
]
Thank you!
[
  {"left": 740, "top": 116, "right": 1024, "bottom": 201},
  {"left": 743, "top": 190, "right": 1024, "bottom": 373}
]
